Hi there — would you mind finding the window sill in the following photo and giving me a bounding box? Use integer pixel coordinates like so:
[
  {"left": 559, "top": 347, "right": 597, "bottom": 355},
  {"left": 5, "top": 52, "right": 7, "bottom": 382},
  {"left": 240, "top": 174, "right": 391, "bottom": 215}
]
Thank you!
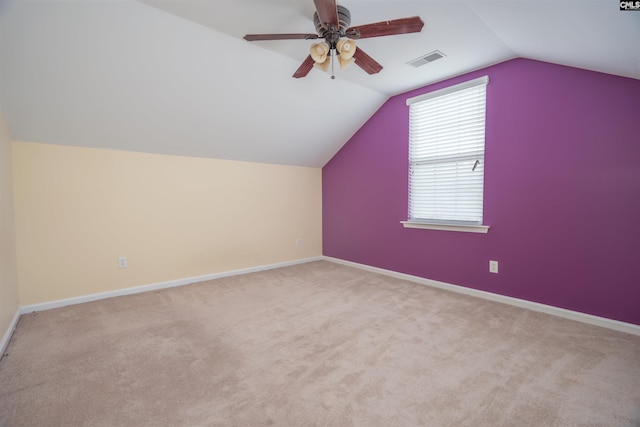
[{"left": 400, "top": 221, "right": 490, "bottom": 234}]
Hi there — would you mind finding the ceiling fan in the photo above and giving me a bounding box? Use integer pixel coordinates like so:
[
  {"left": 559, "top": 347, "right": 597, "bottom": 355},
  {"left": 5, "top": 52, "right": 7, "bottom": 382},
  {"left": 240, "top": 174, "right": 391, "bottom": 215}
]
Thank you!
[{"left": 243, "top": 0, "right": 424, "bottom": 79}]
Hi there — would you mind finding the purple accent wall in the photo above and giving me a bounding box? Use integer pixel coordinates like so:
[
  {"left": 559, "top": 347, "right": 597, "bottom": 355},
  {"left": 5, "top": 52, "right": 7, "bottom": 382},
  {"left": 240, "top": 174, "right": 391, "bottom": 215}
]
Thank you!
[{"left": 322, "top": 58, "right": 640, "bottom": 325}]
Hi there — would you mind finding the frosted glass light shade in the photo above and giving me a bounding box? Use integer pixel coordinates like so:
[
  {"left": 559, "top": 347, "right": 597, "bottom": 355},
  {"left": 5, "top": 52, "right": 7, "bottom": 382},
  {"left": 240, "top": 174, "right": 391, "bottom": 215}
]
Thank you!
[{"left": 310, "top": 42, "right": 330, "bottom": 63}]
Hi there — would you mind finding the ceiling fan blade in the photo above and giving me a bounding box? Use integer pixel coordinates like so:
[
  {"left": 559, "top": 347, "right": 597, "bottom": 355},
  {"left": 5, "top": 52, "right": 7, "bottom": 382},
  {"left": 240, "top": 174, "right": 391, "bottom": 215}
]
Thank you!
[
  {"left": 292, "top": 55, "right": 316, "bottom": 78},
  {"left": 313, "top": 0, "right": 338, "bottom": 27},
  {"left": 346, "top": 16, "right": 424, "bottom": 39},
  {"left": 353, "top": 48, "right": 383, "bottom": 75},
  {"left": 244, "top": 33, "right": 319, "bottom": 41}
]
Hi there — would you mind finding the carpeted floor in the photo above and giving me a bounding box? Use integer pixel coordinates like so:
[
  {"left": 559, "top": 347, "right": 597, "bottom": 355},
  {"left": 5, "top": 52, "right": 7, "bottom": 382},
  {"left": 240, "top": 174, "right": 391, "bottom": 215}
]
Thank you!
[{"left": 1, "top": 260, "right": 639, "bottom": 426}]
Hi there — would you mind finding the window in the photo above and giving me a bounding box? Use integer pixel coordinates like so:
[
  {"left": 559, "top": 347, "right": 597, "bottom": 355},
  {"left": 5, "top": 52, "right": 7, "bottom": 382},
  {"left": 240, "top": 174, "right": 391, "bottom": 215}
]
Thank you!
[{"left": 403, "top": 76, "right": 489, "bottom": 233}]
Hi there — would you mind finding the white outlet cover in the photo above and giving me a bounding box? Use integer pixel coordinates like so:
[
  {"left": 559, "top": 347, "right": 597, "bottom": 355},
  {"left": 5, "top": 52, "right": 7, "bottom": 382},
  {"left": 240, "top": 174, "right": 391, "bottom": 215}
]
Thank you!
[{"left": 489, "top": 260, "right": 498, "bottom": 274}]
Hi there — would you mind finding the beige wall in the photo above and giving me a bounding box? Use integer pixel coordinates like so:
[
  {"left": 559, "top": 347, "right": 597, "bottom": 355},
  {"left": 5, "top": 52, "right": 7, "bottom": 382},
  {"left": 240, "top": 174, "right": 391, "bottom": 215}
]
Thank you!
[
  {"left": 13, "top": 142, "right": 322, "bottom": 305},
  {"left": 0, "top": 110, "right": 20, "bottom": 339}
]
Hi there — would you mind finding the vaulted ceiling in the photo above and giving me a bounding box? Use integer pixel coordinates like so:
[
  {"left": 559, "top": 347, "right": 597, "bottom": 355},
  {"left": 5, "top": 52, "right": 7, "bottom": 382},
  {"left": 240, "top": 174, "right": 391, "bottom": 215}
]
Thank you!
[{"left": 1, "top": 0, "right": 638, "bottom": 167}]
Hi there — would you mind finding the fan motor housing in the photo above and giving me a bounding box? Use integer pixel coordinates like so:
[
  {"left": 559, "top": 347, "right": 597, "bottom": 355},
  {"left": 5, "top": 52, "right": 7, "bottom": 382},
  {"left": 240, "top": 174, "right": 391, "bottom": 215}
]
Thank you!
[{"left": 314, "top": 5, "right": 351, "bottom": 36}]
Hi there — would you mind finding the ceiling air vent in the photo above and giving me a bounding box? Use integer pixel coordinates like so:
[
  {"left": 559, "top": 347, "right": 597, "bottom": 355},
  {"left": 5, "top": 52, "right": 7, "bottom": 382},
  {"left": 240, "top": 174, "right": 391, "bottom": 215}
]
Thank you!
[{"left": 407, "top": 50, "right": 446, "bottom": 68}]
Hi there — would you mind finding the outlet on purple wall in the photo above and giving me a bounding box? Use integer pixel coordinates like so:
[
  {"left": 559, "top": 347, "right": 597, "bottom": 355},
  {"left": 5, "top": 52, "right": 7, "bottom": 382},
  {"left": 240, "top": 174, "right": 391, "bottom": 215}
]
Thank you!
[{"left": 323, "top": 58, "right": 640, "bottom": 325}]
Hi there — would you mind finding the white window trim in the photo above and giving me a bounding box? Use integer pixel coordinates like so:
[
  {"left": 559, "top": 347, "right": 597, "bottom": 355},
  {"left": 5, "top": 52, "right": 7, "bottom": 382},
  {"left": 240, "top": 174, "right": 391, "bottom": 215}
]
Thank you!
[
  {"left": 406, "top": 76, "right": 489, "bottom": 106},
  {"left": 400, "top": 221, "right": 489, "bottom": 234},
  {"left": 405, "top": 75, "right": 489, "bottom": 232}
]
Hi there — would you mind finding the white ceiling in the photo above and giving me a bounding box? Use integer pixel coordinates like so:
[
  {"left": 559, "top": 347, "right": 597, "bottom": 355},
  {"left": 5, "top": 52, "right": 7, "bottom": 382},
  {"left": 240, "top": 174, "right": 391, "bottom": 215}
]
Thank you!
[{"left": 1, "top": 0, "right": 638, "bottom": 167}]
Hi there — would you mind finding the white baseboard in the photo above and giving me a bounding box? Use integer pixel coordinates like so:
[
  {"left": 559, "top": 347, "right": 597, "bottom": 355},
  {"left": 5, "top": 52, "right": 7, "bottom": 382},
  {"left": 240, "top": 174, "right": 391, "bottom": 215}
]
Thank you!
[
  {"left": 1, "top": 308, "right": 21, "bottom": 357},
  {"left": 323, "top": 256, "right": 640, "bottom": 337},
  {"left": 20, "top": 256, "right": 322, "bottom": 315},
  {"left": 7, "top": 254, "right": 637, "bottom": 354}
]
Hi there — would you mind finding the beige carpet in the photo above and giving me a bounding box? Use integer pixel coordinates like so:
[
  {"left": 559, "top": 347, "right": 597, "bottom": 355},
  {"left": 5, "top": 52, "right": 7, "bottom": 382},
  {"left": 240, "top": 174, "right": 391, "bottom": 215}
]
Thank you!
[{"left": 1, "top": 261, "right": 639, "bottom": 426}]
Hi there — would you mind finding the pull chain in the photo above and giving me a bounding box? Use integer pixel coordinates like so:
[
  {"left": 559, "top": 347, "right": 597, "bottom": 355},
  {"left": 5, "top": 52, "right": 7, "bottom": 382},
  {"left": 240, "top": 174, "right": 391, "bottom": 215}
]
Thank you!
[{"left": 331, "top": 49, "right": 336, "bottom": 79}]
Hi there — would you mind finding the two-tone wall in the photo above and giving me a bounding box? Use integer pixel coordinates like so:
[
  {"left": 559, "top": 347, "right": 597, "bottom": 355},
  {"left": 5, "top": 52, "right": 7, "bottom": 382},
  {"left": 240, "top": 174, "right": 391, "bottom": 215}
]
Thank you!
[
  {"left": 4, "top": 58, "right": 640, "bottom": 336},
  {"left": 12, "top": 142, "right": 322, "bottom": 305},
  {"left": 323, "top": 58, "right": 640, "bottom": 326}
]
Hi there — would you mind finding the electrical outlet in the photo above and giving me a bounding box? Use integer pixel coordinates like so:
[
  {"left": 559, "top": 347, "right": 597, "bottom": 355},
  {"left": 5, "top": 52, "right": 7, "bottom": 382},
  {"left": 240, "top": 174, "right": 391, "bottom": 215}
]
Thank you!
[
  {"left": 296, "top": 239, "right": 302, "bottom": 247},
  {"left": 489, "top": 260, "right": 498, "bottom": 274},
  {"left": 118, "top": 256, "right": 128, "bottom": 268}
]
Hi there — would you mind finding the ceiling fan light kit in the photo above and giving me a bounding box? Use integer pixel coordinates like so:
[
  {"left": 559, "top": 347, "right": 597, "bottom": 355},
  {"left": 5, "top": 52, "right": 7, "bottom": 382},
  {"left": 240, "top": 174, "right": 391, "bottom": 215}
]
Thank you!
[
  {"left": 336, "top": 38, "right": 355, "bottom": 60},
  {"left": 310, "top": 38, "right": 356, "bottom": 75},
  {"left": 243, "top": 0, "right": 424, "bottom": 79},
  {"left": 337, "top": 55, "right": 355, "bottom": 70},
  {"left": 314, "top": 55, "right": 331, "bottom": 72},
  {"left": 310, "top": 42, "right": 330, "bottom": 63}
]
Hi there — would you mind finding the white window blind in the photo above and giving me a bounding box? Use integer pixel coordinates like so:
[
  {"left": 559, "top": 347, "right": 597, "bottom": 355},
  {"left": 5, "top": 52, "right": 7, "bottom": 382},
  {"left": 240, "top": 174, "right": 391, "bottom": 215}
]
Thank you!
[{"left": 407, "top": 76, "right": 488, "bottom": 225}]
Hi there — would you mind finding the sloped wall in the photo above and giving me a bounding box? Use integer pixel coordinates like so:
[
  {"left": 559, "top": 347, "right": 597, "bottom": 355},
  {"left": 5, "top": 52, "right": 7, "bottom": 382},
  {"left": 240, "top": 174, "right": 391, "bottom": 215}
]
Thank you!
[{"left": 323, "top": 58, "right": 640, "bottom": 325}]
